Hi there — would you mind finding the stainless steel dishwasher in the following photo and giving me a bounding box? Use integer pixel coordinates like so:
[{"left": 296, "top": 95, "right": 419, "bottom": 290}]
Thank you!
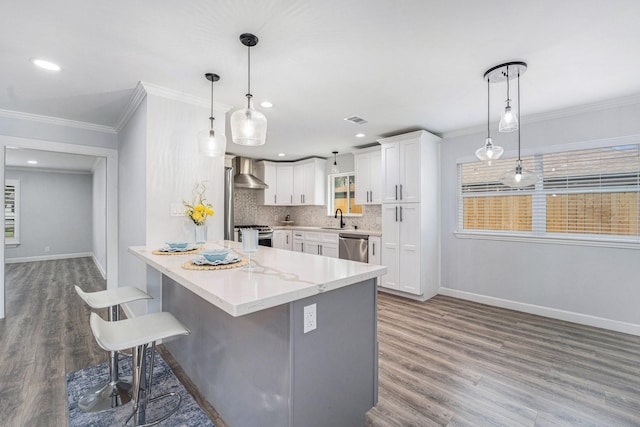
[{"left": 339, "top": 233, "right": 368, "bottom": 263}]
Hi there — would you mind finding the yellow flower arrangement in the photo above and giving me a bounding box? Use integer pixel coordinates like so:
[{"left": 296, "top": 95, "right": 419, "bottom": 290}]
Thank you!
[{"left": 183, "top": 182, "right": 214, "bottom": 226}]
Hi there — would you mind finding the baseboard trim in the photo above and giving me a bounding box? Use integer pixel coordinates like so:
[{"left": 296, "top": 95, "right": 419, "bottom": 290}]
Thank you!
[
  {"left": 438, "top": 287, "right": 640, "bottom": 337},
  {"left": 5, "top": 252, "right": 93, "bottom": 264},
  {"left": 91, "top": 254, "right": 107, "bottom": 280},
  {"left": 377, "top": 286, "right": 428, "bottom": 302}
]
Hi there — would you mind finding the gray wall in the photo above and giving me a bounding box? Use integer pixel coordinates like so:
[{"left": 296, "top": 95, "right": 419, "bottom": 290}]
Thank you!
[
  {"left": 92, "top": 157, "right": 107, "bottom": 276},
  {"left": 5, "top": 169, "right": 92, "bottom": 260},
  {"left": 440, "top": 101, "right": 640, "bottom": 329}
]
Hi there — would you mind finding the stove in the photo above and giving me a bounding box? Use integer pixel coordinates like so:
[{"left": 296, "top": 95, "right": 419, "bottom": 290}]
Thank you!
[{"left": 234, "top": 225, "right": 274, "bottom": 247}]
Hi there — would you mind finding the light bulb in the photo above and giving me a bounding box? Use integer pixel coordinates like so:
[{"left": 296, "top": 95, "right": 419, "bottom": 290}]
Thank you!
[
  {"left": 515, "top": 173, "right": 522, "bottom": 183},
  {"left": 499, "top": 101, "right": 518, "bottom": 132},
  {"left": 486, "top": 147, "right": 493, "bottom": 159}
]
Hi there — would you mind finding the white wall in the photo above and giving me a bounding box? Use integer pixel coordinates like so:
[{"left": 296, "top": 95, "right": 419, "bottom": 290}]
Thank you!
[
  {"left": 92, "top": 158, "right": 107, "bottom": 277},
  {"left": 118, "top": 98, "right": 149, "bottom": 317},
  {"left": 5, "top": 169, "right": 93, "bottom": 261},
  {"left": 440, "top": 102, "right": 640, "bottom": 333},
  {"left": 117, "top": 85, "right": 227, "bottom": 317}
]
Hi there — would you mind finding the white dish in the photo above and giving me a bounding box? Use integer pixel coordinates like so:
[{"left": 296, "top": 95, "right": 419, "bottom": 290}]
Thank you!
[
  {"left": 192, "top": 255, "right": 242, "bottom": 266},
  {"left": 158, "top": 245, "right": 198, "bottom": 253}
]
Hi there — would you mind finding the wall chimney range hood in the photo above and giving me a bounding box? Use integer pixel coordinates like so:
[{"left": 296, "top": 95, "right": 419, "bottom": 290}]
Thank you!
[{"left": 233, "top": 157, "right": 268, "bottom": 189}]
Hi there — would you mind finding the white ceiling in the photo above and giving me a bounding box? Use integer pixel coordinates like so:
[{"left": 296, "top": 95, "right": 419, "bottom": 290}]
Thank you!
[
  {"left": 5, "top": 148, "right": 98, "bottom": 172},
  {"left": 3, "top": 0, "right": 640, "bottom": 161}
]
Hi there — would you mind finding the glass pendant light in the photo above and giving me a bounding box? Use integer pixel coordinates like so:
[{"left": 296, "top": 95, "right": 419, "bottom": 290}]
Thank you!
[
  {"left": 230, "top": 33, "right": 267, "bottom": 146},
  {"left": 475, "top": 78, "right": 504, "bottom": 165},
  {"left": 498, "top": 64, "right": 518, "bottom": 132},
  {"left": 500, "top": 68, "right": 538, "bottom": 188},
  {"left": 331, "top": 151, "right": 339, "bottom": 174},
  {"left": 198, "top": 73, "right": 227, "bottom": 157}
]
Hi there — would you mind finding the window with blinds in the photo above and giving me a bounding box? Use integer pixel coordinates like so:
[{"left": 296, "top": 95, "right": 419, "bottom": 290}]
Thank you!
[
  {"left": 5, "top": 179, "right": 20, "bottom": 244},
  {"left": 458, "top": 143, "right": 640, "bottom": 243}
]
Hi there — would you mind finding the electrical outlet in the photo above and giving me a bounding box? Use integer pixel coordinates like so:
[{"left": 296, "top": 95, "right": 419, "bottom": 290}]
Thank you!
[
  {"left": 44, "top": 246, "right": 50, "bottom": 252},
  {"left": 303, "top": 303, "right": 317, "bottom": 334}
]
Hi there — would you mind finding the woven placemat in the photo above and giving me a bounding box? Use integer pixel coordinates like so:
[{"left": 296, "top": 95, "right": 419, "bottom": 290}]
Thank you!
[
  {"left": 181, "top": 258, "right": 249, "bottom": 270},
  {"left": 152, "top": 248, "right": 201, "bottom": 256}
]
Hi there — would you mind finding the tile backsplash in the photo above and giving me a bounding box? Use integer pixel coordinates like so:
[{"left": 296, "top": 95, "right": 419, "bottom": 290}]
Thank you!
[{"left": 234, "top": 188, "right": 381, "bottom": 231}]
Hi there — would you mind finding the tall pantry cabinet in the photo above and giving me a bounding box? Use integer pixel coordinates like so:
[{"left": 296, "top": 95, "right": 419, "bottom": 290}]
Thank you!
[{"left": 379, "top": 130, "right": 441, "bottom": 300}]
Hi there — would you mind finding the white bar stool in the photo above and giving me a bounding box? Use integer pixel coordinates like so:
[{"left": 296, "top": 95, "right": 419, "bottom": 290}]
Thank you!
[
  {"left": 90, "top": 311, "right": 191, "bottom": 426},
  {"left": 75, "top": 285, "right": 152, "bottom": 412}
]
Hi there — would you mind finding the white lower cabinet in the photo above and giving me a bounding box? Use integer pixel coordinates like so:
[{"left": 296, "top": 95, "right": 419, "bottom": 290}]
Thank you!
[
  {"left": 368, "top": 236, "right": 381, "bottom": 265},
  {"left": 302, "top": 232, "right": 339, "bottom": 258},
  {"left": 292, "top": 230, "right": 305, "bottom": 252},
  {"left": 273, "top": 230, "right": 292, "bottom": 250},
  {"left": 380, "top": 204, "right": 421, "bottom": 295}
]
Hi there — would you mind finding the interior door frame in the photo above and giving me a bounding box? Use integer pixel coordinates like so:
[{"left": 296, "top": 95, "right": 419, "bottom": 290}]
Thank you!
[{"left": 0, "top": 135, "right": 118, "bottom": 319}]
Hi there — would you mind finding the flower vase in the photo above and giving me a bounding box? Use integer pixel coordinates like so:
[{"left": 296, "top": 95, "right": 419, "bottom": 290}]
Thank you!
[{"left": 195, "top": 225, "right": 208, "bottom": 245}]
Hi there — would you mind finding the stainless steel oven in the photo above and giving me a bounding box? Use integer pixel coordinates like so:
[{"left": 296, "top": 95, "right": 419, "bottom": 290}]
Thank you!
[{"left": 235, "top": 225, "right": 273, "bottom": 247}]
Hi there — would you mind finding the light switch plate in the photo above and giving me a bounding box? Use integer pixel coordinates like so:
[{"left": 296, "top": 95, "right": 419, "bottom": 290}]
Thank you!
[{"left": 170, "top": 203, "right": 185, "bottom": 216}]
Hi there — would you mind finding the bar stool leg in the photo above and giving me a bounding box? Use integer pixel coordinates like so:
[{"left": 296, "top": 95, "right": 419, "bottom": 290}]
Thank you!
[{"left": 78, "top": 305, "right": 132, "bottom": 412}]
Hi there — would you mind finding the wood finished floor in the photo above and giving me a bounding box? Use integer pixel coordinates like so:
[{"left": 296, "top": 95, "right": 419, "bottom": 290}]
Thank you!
[
  {"left": 2, "top": 259, "right": 640, "bottom": 426},
  {"left": 367, "top": 293, "right": 640, "bottom": 426}
]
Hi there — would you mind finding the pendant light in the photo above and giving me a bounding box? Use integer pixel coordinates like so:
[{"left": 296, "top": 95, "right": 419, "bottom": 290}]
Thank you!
[
  {"left": 475, "top": 78, "right": 504, "bottom": 165},
  {"left": 230, "top": 33, "right": 267, "bottom": 146},
  {"left": 331, "top": 151, "right": 339, "bottom": 174},
  {"left": 498, "top": 64, "right": 518, "bottom": 132},
  {"left": 198, "top": 73, "right": 227, "bottom": 157},
  {"left": 499, "top": 65, "right": 538, "bottom": 188}
]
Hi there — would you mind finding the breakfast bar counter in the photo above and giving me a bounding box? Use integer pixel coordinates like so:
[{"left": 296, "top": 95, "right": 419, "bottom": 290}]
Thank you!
[{"left": 129, "top": 242, "right": 386, "bottom": 427}]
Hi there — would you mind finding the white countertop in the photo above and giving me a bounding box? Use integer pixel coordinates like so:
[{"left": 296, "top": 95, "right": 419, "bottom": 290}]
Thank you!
[
  {"left": 272, "top": 226, "right": 382, "bottom": 237},
  {"left": 129, "top": 241, "right": 386, "bottom": 317}
]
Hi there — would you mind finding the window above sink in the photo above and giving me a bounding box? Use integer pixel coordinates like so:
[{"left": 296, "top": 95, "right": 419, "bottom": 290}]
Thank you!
[{"left": 327, "top": 173, "right": 362, "bottom": 217}]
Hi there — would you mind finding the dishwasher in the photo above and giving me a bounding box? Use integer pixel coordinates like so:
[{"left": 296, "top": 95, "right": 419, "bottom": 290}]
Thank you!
[{"left": 338, "top": 233, "right": 368, "bottom": 263}]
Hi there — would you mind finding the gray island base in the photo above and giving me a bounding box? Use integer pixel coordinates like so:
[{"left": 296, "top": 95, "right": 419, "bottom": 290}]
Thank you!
[
  {"left": 128, "top": 242, "right": 385, "bottom": 427},
  {"left": 163, "top": 276, "right": 377, "bottom": 427}
]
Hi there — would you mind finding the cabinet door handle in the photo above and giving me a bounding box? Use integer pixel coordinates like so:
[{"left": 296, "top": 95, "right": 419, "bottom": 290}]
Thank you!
[
  {"left": 290, "top": 195, "right": 293, "bottom": 204},
  {"left": 372, "top": 242, "right": 375, "bottom": 256},
  {"left": 400, "top": 184, "right": 403, "bottom": 200},
  {"left": 395, "top": 185, "right": 398, "bottom": 200},
  {"left": 286, "top": 235, "right": 289, "bottom": 244},
  {"left": 303, "top": 194, "right": 306, "bottom": 203},
  {"left": 395, "top": 206, "right": 398, "bottom": 222},
  {"left": 400, "top": 206, "right": 403, "bottom": 222},
  {"left": 274, "top": 195, "right": 277, "bottom": 204}
]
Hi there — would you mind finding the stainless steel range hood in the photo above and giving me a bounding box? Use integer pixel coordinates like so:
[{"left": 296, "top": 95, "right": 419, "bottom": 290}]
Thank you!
[{"left": 233, "top": 157, "right": 268, "bottom": 189}]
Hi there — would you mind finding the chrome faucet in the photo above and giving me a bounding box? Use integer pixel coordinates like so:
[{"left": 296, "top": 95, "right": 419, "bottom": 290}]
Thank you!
[{"left": 334, "top": 208, "right": 345, "bottom": 228}]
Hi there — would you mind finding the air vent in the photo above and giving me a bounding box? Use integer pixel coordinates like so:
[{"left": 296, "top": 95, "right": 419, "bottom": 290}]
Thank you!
[{"left": 344, "top": 115, "right": 368, "bottom": 125}]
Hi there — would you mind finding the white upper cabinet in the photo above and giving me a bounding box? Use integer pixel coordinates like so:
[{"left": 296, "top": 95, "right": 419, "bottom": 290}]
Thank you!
[
  {"left": 354, "top": 148, "right": 382, "bottom": 205},
  {"left": 276, "top": 165, "right": 294, "bottom": 205},
  {"left": 256, "top": 161, "right": 278, "bottom": 205},
  {"left": 292, "top": 159, "right": 325, "bottom": 205},
  {"left": 380, "top": 132, "right": 438, "bottom": 204},
  {"left": 257, "top": 159, "right": 326, "bottom": 207}
]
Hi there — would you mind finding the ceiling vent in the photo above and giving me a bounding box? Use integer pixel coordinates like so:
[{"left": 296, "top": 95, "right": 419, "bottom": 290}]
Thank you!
[{"left": 344, "top": 115, "right": 368, "bottom": 125}]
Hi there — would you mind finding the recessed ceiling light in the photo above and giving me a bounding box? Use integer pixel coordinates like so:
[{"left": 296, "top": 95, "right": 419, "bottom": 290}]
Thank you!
[
  {"left": 277, "top": 152, "right": 285, "bottom": 157},
  {"left": 355, "top": 133, "right": 365, "bottom": 138},
  {"left": 27, "top": 160, "right": 38, "bottom": 164},
  {"left": 260, "top": 101, "right": 273, "bottom": 108},
  {"left": 32, "top": 58, "right": 61, "bottom": 71}
]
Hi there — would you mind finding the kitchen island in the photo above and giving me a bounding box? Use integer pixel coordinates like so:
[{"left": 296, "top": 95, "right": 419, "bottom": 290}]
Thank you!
[{"left": 129, "top": 241, "right": 386, "bottom": 427}]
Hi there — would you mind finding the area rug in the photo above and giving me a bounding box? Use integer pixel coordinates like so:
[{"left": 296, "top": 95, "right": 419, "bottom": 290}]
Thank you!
[{"left": 66, "top": 351, "right": 215, "bottom": 426}]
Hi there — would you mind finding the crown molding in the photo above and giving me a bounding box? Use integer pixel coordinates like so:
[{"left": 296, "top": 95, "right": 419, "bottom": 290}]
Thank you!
[
  {"left": 114, "top": 81, "right": 233, "bottom": 132},
  {"left": 0, "top": 109, "right": 116, "bottom": 134},
  {"left": 442, "top": 93, "right": 640, "bottom": 139}
]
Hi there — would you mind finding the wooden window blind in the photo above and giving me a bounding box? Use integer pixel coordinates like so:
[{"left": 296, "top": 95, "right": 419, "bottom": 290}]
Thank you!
[{"left": 458, "top": 143, "right": 640, "bottom": 242}]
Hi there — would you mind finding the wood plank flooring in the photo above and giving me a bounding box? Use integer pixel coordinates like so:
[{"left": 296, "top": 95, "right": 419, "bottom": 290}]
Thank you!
[
  {"left": 3, "top": 259, "right": 640, "bottom": 426},
  {"left": 367, "top": 293, "right": 640, "bottom": 426},
  {"left": 0, "top": 258, "right": 226, "bottom": 427}
]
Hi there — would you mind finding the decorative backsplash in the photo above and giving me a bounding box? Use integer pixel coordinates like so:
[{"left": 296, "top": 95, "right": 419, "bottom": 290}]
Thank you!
[{"left": 234, "top": 188, "right": 381, "bottom": 231}]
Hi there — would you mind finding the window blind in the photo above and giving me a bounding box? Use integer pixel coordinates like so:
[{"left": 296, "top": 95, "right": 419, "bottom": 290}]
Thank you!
[{"left": 458, "top": 143, "right": 640, "bottom": 242}]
